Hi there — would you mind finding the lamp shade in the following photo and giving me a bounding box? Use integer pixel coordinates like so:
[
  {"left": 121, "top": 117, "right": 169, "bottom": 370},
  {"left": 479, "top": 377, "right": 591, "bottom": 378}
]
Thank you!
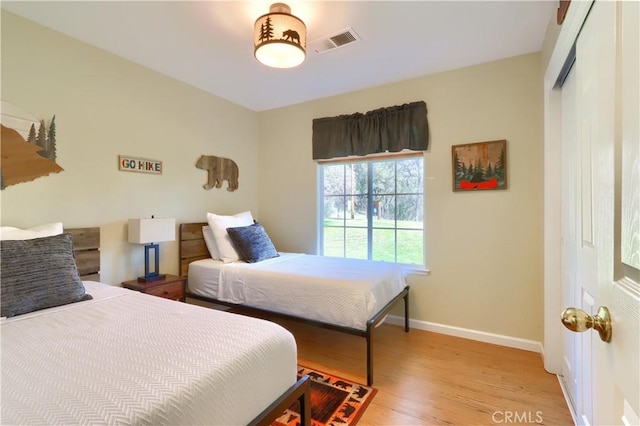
[
  {"left": 128, "top": 218, "right": 175, "bottom": 244},
  {"left": 254, "top": 3, "right": 306, "bottom": 68}
]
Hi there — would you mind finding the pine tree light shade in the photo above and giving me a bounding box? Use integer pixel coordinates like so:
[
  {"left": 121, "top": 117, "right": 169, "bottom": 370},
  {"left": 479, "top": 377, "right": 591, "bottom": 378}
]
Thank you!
[{"left": 254, "top": 3, "right": 306, "bottom": 68}]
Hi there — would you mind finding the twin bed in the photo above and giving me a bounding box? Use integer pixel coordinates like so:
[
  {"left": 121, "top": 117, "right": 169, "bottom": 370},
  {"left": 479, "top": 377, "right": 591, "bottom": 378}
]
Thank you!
[
  {"left": 180, "top": 222, "right": 410, "bottom": 386},
  {"left": 1, "top": 227, "right": 310, "bottom": 426}
]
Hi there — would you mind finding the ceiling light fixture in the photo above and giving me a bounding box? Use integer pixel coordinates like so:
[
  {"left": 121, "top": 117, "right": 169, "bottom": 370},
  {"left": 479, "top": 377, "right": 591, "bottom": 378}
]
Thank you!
[{"left": 254, "top": 3, "right": 306, "bottom": 69}]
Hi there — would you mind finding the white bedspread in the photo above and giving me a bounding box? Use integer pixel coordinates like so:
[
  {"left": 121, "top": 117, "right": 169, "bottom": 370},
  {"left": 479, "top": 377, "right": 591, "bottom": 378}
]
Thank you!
[
  {"left": 1, "top": 281, "right": 297, "bottom": 425},
  {"left": 188, "top": 253, "right": 406, "bottom": 331}
]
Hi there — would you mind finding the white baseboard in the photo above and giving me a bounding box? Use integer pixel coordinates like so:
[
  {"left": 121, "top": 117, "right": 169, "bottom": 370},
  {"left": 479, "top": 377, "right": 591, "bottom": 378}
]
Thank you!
[{"left": 385, "top": 314, "right": 543, "bottom": 353}]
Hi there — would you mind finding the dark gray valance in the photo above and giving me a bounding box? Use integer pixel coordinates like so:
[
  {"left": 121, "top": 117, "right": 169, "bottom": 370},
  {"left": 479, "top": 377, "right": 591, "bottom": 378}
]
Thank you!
[{"left": 312, "top": 101, "right": 429, "bottom": 160}]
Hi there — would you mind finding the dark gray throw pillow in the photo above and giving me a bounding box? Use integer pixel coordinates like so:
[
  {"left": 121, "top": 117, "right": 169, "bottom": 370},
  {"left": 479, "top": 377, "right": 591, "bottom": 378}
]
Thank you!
[
  {"left": 227, "top": 222, "right": 279, "bottom": 263},
  {"left": 1, "top": 233, "right": 92, "bottom": 318}
]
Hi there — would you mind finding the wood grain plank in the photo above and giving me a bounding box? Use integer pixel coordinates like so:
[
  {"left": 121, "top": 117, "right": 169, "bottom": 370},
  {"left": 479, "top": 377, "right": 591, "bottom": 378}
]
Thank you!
[
  {"left": 182, "top": 239, "right": 208, "bottom": 259},
  {"left": 65, "top": 227, "right": 100, "bottom": 250},
  {"left": 181, "top": 222, "right": 206, "bottom": 240},
  {"left": 75, "top": 250, "right": 100, "bottom": 277},
  {"left": 179, "top": 222, "right": 210, "bottom": 277},
  {"left": 81, "top": 273, "right": 100, "bottom": 282},
  {"left": 180, "top": 255, "right": 208, "bottom": 277},
  {"left": 65, "top": 227, "right": 100, "bottom": 281}
]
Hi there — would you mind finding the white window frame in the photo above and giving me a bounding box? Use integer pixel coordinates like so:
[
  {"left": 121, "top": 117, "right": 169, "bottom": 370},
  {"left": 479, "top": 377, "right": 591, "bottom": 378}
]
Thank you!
[{"left": 317, "top": 152, "right": 427, "bottom": 270}]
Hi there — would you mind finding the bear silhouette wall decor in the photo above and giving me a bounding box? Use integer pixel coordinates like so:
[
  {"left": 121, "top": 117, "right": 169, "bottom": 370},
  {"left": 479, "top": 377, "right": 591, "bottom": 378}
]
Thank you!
[{"left": 195, "top": 155, "right": 239, "bottom": 191}]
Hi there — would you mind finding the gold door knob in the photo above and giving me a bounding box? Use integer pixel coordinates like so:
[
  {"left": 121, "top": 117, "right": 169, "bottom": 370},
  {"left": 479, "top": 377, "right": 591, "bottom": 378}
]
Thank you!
[{"left": 561, "top": 306, "right": 612, "bottom": 342}]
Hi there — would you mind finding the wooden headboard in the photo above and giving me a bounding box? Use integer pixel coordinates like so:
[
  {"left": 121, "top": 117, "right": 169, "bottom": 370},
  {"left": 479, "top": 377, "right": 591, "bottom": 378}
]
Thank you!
[
  {"left": 179, "top": 222, "right": 210, "bottom": 277},
  {"left": 65, "top": 227, "right": 100, "bottom": 281}
]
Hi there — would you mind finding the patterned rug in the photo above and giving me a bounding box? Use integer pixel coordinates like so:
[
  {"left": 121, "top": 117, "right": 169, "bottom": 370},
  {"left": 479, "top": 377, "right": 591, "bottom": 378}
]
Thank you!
[{"left": 272, "top": 366, "right": 377, "bottom": 426}]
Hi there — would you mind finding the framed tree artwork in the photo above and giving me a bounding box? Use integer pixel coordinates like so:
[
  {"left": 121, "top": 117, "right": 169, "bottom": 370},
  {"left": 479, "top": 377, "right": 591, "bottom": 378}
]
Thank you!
[{"left": 452, "top": 140, "right": 507, "bottom": 191}]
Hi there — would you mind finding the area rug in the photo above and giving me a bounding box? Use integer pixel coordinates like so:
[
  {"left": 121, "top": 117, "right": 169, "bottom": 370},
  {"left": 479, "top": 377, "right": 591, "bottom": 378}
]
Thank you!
[{"left": 272, "top": 366, "right": 377, "bottom": 426}]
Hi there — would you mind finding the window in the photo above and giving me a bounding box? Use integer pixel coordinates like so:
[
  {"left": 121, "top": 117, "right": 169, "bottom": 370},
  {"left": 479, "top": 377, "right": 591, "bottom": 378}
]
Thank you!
[{"left": 319, "top": 153, "right": 424, "bottom": 265}]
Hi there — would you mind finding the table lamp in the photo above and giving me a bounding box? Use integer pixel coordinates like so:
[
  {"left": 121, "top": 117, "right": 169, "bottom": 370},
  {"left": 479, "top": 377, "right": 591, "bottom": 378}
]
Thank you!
[{"left": 128, "top": 217, "right": 175, "bottom": 282}]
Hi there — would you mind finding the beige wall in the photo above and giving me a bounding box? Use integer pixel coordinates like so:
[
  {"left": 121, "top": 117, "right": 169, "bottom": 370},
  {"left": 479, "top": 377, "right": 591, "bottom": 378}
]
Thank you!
[
  {"left": 1, "top": 11, "right": 260, "bottom": 285},
  {"left": 258, "top": 53, "right": 544, "bottom": 341},
  {"left": 2, "top": 11, "right": 544, "bottom": 342}
]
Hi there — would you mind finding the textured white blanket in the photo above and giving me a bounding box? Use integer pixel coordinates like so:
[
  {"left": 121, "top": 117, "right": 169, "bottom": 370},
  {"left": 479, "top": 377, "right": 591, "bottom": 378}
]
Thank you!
[
  {"left": 189, "top": 253, "right": 406, "bottom": 330},
  {"left": 1, "top": 281, "right": 297, "bottom": 425}
]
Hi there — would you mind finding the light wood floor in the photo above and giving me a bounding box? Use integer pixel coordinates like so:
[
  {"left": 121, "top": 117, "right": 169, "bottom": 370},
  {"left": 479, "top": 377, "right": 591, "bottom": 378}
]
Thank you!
[{"left": 273, "top": 319, "right": 574, "bottom": 426}]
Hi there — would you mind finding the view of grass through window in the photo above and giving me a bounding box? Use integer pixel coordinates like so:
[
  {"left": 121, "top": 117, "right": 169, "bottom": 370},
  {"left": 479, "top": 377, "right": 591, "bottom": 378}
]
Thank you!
[{"left": 320, "top": 156, "right": 424, "bottom": 265}]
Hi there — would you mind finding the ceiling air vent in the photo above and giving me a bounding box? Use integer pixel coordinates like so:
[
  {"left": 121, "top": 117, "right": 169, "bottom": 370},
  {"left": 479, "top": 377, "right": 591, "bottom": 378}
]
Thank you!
[{"left": 309, "top": 27, "right": 361, "bottom": 55}]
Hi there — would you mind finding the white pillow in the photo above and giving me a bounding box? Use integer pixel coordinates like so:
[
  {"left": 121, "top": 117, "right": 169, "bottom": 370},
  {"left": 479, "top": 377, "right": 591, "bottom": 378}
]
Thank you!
[
  {"left": 206, "top": 211, "right": 254, "bottom": 263},
  {"left": 0, "top": 222, "right": 64, "bottom": 240},
  {"left": 202, "top": 226, "right": 220, "bottom": 260}
]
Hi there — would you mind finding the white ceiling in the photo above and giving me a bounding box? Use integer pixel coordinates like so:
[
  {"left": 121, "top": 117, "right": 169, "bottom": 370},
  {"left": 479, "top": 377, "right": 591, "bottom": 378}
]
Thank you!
[{"left": 2, "top": 1, "right": 556, "bottom": 112}]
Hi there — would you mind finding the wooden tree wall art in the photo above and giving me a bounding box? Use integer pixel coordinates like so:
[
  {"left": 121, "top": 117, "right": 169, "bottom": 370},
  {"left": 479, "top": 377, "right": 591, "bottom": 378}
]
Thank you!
[
  {"left": 195, "top": 155, "right": 239, "bottom": 191},
  {"left": 452, "top": 140, "right": 507, "bottom": 191},
  {"left": 1, "top": 102, "right": 63, "bottom": 190}
]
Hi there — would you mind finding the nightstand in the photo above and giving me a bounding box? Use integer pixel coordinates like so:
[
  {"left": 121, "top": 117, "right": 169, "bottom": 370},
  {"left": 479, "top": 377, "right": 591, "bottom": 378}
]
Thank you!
[{"left": 122, "top": 274, "right": 186, "bottom": 302}]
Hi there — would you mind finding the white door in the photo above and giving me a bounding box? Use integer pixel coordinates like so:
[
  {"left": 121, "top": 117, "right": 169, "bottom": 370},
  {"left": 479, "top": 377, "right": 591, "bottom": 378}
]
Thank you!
[{"left": 559, "top": 1, "right": 640, "bottom": 425}]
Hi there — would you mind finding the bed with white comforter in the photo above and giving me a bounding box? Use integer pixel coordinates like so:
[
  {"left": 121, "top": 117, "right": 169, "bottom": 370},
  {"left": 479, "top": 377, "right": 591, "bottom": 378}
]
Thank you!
[
  {"left": 180, "top": 220, "right": 410, "bottom": 386},
  {"left": 188, "top": 253, "right": 406, "bottom": 331},
  {"left": 1, "top": 281, "right": 297, "bottom": 425}
]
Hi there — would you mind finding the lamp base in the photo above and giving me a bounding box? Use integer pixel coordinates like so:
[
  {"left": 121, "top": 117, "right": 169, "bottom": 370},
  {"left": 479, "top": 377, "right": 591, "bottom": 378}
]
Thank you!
[
  {"left": 139, "top": 243, "right": 164, "bottom": 283},
  {"left": 137, "top": 273, "right": 166, "bottom": 283}
]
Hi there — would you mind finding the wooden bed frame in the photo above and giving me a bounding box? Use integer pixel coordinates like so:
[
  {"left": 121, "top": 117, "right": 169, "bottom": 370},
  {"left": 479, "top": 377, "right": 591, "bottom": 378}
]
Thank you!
[
  {"left": 179, "top": 222, "right": 410, "bottom": 386},
  {"left": 66, "top": 227, "right": 101, "bottom": 281},
  {"left": 65, "top": 227, "right": 311, "bottom": 426}
]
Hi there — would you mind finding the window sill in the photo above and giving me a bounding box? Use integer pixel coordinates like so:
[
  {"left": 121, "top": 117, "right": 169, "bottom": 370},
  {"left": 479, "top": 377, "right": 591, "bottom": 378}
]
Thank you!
[{"left": 401, "top": 265, "right": 430, "bottom": 277}]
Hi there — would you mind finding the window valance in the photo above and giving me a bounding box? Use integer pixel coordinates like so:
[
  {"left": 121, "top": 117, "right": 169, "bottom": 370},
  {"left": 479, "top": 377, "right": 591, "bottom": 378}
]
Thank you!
[{"left": 312, "top": 101, "right": 429, "bottom": 160}]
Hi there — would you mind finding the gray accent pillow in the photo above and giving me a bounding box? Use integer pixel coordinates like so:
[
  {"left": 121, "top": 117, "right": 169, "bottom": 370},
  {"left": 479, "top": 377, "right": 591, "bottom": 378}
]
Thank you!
[
  {"left": 227, "top": 222, "right": 279, "bottom": 263},
  {"left": 1, "top": 233, "right": 92, "bottom": 318}
]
